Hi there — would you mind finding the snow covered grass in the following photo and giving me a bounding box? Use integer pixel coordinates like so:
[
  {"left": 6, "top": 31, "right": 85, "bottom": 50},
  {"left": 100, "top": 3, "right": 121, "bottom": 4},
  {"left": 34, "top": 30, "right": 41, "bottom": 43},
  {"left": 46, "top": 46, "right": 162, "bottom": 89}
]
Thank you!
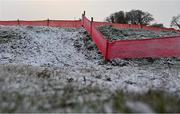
[
  {"left": 98, "top": 25, "right": 180, "bottom": 41},
  {"left": 0, "top": 25, "right": 94, "bottom": 68},
  {"left": 0, "top": 26, "right": 24, "bottom": 44},
  {"left": 0, "top": 64, "right": 180, "bottom": 113},
  {"left": 113, "top": 90, "right": 180, "bottom": 113},
  {"left": 0, "top": 25, "right": 180, "bottom": 112}
]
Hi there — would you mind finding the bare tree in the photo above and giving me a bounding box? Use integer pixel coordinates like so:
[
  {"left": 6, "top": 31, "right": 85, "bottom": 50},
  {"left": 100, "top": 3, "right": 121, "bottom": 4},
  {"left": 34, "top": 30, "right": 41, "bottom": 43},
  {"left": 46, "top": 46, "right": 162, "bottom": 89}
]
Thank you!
[
  {"left": 126, "top": 10, "right": 154, "bottom": 25},
  {"left": 106, "top": 11, "right": 127, "bottom": 24},
  {"left": 114, "top": 11, "right": 127, "bottom": 23},
  {"left": 171, "top": 15, "right": 180, "bottom": 29},
  {"left": 106, "top": 9, "right": 154, "bottom": 25},
  {"left": 106, "top": 14, "right": 115, "bottom": 23}
]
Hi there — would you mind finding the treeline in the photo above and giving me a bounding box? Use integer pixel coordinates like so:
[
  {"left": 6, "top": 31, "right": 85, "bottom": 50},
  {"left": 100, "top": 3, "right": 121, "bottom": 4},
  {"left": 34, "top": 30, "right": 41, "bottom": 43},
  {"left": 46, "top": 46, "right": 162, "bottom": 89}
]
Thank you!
[{"left": 106, "top": 9, "right": 180, "bottom": 29}]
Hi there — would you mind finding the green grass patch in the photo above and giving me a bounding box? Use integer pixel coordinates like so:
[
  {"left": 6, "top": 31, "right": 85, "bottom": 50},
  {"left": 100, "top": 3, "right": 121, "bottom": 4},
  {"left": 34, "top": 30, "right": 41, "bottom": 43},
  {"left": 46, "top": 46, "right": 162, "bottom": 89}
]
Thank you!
[
  {"left": 113, "top": 90, "right": 180, "bottom": 113},
  {"left": 1, "top": 86, "right": 180, "bottom": 113}
]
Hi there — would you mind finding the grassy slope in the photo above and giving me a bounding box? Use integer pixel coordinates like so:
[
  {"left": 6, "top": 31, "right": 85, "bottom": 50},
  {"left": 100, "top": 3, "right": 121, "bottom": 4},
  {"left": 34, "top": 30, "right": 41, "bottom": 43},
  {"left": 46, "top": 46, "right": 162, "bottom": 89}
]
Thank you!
[
  {"left": 0, "top": 26, "right": 180, "bottom": 113},
  {"left": 0, "top": 64, "right": 180, "bottom": 113}
]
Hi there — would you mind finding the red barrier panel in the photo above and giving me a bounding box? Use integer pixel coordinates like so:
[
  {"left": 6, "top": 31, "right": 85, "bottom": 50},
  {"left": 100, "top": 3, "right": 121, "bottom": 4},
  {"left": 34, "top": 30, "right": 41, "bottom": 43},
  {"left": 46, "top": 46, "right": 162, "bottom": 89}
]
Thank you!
[
  {"left": 0, "top": 20, "right": 81, "bottom": 28},
  {"left": 83, "top": 16, "right": 180, "bottom": 60},
  {"left": 91, "top": 24, "right": 108, "bottom": 58},
  {"left": 94, "top": 21, "right": 112, "bottom": 27},
  {"left": 83, "top": 16, "right": 91, "bottom": 35},
  {"left": 94, "top": 21, "right": 131, "bottom": 28},
  {"left": 1, "top": 15, "right": 180, "bottom": 60},
  {"left": 0, "top": 21, "right": 18, "bottom": 25},
  {"left": 129, "top": 24, "right": 141, "bottom": 29},
  {"left": 108, "top": 36, "right": 180, "bottom": 59},
  {"left": 83, "top": 17, "right": 108, "bottom": 59},
  {"left": 49, "top": 20, "right": 82, "bottom": 28},
  {"left": 19, "top": 20, "right": 47, "bottom": 26},
  {"left": 112, "top": 23, "right": 130, "bottom": 28}
]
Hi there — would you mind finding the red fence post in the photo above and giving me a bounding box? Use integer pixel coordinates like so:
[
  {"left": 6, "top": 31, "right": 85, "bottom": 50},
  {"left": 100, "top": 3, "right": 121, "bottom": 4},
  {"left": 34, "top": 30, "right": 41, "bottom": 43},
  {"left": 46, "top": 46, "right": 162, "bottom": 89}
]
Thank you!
[
  {"left": 105, "top": 40, "right": 109, "bottom": 61},
  {"left": 47, "top": 18, "right": 50, "bottom": 26},
  {"left": 91, "top": 17, "right": 93, "bottom": 36},
  {"left": 17, "top": 19, "right": 20, "bottom": 25},
  {"left": 82, "top": 14, "right": 84, "bottom": 27},
  {"left": 82, "top": 11, "right": 86, "bottom": 27}
]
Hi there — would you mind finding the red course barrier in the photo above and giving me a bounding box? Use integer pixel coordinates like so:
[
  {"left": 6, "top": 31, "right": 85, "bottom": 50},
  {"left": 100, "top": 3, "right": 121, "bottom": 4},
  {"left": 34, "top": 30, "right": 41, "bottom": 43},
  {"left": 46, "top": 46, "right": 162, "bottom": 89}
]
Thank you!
[
  {"left": 0, "top": 14, "right": 180, "bottom": 60},
  {"left": 83, "top": 16, "right": 108, "bottom": 59},
  {"left": 91, "top": 25, "right": 108, "bottom": 58},
  {"left": 0, "top": 20, "right": 82, "bottom": 28},
  {"left": 82, "top": 15, "right": 180, "bottom": 60},
  {"left": 0, "top": 21, "right": 18, "bottom": 25},
  {"left": 94, "top": 21, "right": 111, "bottom": 27},
  {"left": 83, "top": 16, "right": 91, "bottom": 35},
  {"left": 108, "top": 36, "right": 180, "bottom": 59},
  {"left": 19, "top": 20, "right": 47, "bottom": 26},
  {"left": 49, "top": 20, "right": 82, "bottom": 28}
]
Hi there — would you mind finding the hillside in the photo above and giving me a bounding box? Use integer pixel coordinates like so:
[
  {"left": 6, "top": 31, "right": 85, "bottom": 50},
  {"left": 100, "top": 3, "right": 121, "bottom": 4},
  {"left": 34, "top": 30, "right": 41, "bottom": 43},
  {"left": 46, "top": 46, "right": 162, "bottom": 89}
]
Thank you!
[{"left": 0, "top": 25, "right": 180, "bottom": 112}]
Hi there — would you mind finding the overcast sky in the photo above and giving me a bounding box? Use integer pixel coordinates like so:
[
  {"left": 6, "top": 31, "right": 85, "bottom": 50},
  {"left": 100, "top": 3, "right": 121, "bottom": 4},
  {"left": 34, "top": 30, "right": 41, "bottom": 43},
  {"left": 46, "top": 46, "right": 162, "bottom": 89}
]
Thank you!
[{"left": 0, "top": 0, "right": 179, "bottom": 27}]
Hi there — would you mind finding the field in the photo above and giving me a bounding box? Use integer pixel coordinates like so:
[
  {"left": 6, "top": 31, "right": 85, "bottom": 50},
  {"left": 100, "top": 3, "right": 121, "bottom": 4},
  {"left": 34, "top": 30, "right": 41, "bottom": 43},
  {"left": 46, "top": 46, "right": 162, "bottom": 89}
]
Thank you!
[
  {"left": 98, "top": 25, "right": 180, "bottom": 41},
  {"left": 0, "top": 25, "right": 180, "bottom": 113}
]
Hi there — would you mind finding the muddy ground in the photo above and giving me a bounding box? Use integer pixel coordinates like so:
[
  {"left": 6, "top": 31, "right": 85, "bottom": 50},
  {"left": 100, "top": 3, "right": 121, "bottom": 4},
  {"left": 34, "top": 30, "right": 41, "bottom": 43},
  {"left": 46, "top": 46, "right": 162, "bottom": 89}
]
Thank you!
[{"left": 0, "top": 25, "right": 180, "bottom": 113}]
